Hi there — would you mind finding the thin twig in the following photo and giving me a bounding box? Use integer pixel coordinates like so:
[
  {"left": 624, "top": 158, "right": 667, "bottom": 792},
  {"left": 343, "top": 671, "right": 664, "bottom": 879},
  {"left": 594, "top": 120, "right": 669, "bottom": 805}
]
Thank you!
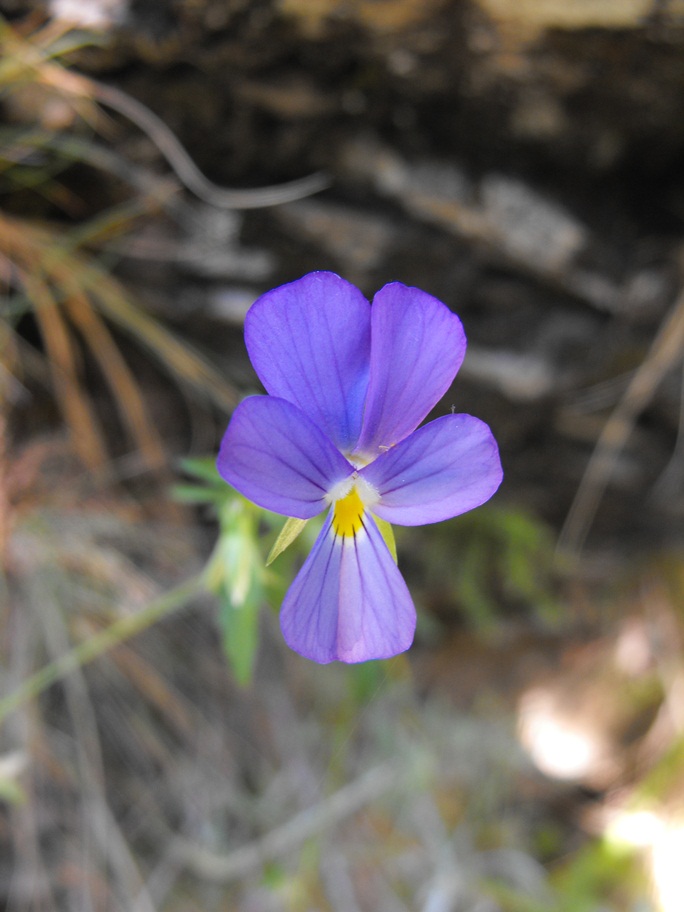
[
  {"left": 89, "top": 79, "right": 330, "bottom": 210},
  {"left": 169, "top": 763, "right": 398, "bottom": 883},
  {"left": 557, "top": 285, "right": 684, "bottom": 559}
]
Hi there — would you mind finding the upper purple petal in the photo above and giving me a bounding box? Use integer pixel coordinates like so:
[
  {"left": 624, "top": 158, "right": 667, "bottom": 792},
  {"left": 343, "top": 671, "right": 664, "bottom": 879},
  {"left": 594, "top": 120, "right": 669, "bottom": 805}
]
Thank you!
[
  {"left": 354, "top": 283, "right": 466, "bottom": 459},
  {"left": 360, "top": 413, "right": 503, "bottom": 526},
  {"left": 244, "top": 271, "right": 371, "bottom": 453},
  {"left": 280, "top": 511, "right": 416, "bottom": 663},
  {"left": 217, "top": 396, "right": 354, "bottom": 518}
]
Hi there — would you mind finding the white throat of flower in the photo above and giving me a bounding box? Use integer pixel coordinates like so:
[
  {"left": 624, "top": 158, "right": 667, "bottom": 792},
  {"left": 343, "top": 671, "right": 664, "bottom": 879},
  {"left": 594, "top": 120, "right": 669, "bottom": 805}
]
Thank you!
[{"left": 326, "top": 472, "right": 380, "bottom": 539}]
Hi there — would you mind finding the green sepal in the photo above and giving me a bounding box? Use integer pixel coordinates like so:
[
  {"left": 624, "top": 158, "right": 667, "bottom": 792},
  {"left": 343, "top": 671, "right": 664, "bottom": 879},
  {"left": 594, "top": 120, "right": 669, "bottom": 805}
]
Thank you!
[
  {"left": 266, "top": 516, "right": 309, "bottom": 566},
  {"left": 374, "top": 516, "right": 397, "bottom": 564}
]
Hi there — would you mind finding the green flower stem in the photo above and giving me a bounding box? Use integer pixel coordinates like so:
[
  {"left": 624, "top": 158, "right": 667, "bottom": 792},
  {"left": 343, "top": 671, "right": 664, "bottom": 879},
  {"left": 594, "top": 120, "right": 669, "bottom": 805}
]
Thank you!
[{"left": 0, "top": 572, "right": 205, "bottom": 725}]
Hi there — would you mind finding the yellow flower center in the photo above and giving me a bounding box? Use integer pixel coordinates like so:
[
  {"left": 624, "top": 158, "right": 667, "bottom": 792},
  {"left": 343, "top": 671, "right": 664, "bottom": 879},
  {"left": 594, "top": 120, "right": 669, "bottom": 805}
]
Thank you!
[{"left": 332, "top": 486, "right": 365, "bottom": 538}]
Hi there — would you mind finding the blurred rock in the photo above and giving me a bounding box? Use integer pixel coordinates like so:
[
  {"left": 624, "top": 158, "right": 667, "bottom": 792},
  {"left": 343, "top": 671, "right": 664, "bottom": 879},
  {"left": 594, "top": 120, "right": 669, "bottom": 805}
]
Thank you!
[
  {"left": 275, "top": 198, "right": 398, "bottom": 277},
  {"left": 49, "top": 0, "right": 128, "bottom": 29}
]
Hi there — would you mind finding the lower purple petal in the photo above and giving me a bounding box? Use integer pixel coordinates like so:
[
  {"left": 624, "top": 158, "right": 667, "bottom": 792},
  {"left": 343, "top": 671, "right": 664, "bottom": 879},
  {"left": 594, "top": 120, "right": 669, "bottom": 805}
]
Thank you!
[
  {"left": 280, "top": 512, "right": 416, "bottom": 663},
  {"left": 360, "top": 413, "right": 503, "bottom": 526}
]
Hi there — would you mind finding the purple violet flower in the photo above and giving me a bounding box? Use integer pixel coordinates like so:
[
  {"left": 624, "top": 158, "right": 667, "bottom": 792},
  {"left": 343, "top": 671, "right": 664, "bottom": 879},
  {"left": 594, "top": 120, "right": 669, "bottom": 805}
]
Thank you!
[{"left": 217, "top": 271, "right": 503, "bottom": 664}]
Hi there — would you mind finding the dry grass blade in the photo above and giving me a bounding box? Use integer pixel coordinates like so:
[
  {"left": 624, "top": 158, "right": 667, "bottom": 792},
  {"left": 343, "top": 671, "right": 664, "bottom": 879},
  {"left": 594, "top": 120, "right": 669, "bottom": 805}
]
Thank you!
[
  {"left": 0, "top": 409, "right": 9, "bottom": 563},
  {"left": 0, "top": 17, "right": 104, "bottom": 130},
  {"left": 17, "top": 263, "right": 108, "bottom": 470},
  {"left": 1, "top": 210, "right": 238, "bottom": 472},
  {"left": 0, "top": 214, "right": 121, "bottom": 468},
  {"left": 62, "top": 287, "right": 167, "bottom": 470},
  {"left": 107, "top": 644, "right": 196, "bottom": 737},
  {"left": 0, "top": 314, "right": 20, "bottom": 562},
  {"left": 558, "top": 285, "right": 684, "bottom": 559},
  {"left": 85, "top": 262, "right": 239, "bottom": 411},
  {"left": 40, "top": 220, "right": 239, "bottom": 413}
]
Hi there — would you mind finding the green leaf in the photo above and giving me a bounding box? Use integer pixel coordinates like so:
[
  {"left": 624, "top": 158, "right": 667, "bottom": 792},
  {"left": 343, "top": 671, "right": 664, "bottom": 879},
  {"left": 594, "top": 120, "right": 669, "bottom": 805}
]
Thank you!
[
  {"left": 374, "top": 516, "right": 397, "bottom": 564},
  {"left": 178, "top": 456, "right": 222, "bottom": 484},
  {"left": 171, "top": 483, "right": 222, "bottom": 504},
  {"left": 266, "top": 516, "right": 309, "bottom": 566},
  {"left": 218, "top": 585, "right": 260, "bottom": 688}
]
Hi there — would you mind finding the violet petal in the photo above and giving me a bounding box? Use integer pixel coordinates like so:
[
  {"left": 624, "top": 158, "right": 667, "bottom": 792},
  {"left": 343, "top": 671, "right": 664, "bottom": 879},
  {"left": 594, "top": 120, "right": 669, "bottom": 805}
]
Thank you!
[
  {"left": 217, "top": 396, "right": 353, "bottom": 518},
  {"left": 245, "top": 271, "right": 371, "bottom": 453},
  {"left": 280, "top": 511, "right": 416, "bottom": 663},
  {"left": 360, "top": 413, "right": 503, "bottom": 526},
  {"left": 355, "top": 283, "right": 466, "bottom": 458}
]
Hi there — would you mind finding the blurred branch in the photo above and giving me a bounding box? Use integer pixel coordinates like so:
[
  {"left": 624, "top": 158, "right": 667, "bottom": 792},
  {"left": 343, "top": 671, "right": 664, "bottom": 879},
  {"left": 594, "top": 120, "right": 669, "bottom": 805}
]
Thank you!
[
  {"left": 168, "top": 762, "right": 398, "bottom": 883},
  {"left": 89, "top": 79, "right": 330, "bottom": 210},
  {"left": 558, "top": 282, "right": 684, "bottom": 559}
]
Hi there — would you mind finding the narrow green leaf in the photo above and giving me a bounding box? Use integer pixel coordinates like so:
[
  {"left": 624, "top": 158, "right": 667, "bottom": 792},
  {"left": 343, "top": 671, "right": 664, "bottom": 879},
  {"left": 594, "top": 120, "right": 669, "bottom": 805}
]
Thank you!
[
  {"left": 178, "top": 456, "right": 221, "bottom": 483},
  {"left": 171, "top": 483, "right": 221, "bottom": 504},
  {"left": 374, "top": 516, "right": 397, "bottom": 564},
  {"left": 218, "top": 585, "right": 260, "bottom": 688},
  {"left": 266, "top": 516, "right": 309, "bottom": 566}
]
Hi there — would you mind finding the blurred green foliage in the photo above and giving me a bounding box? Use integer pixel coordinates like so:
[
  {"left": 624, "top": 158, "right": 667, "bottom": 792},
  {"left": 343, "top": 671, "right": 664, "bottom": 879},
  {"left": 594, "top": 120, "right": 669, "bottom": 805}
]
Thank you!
[
  {"left": 418, "top": 504, "right": 560, "bottom": 630},
  {"left": 550, "top": 837, "right": 648, "bottom": 912}
]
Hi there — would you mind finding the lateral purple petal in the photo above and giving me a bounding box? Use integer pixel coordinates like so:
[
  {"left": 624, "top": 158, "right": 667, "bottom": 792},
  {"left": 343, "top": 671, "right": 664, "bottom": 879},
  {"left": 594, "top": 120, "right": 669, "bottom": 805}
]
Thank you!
[
  {"left": 354, "top": 283, "right": 466, "bottom": 458},
  {"left": 280, "top": 512, "right": 416, "bottom": 663},
  {"left": 360, "top": 414, "right": 503, "bottom": 526},
  {"left": 217, "top": 396, "right": 354, "bottom": 518},
  {"left": 245, "top": 271, "right": 371, "bottom": 453}
]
